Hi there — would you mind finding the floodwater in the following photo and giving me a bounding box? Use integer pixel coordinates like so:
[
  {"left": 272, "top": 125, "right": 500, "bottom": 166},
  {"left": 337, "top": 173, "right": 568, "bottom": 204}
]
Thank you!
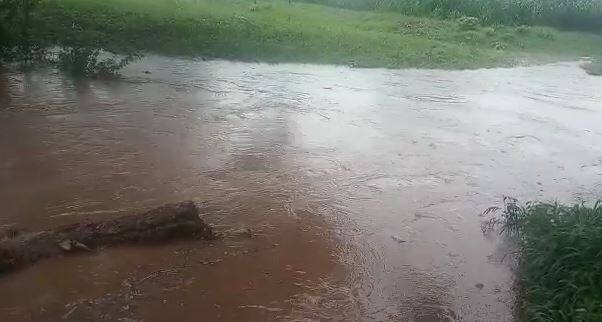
[{"left": 1, "top": 57, "right": 601, "bottom": 321}]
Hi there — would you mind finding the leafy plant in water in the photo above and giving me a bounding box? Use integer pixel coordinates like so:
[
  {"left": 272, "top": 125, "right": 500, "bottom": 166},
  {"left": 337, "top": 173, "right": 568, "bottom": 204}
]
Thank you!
[
  {"left": 56, "top": 47, "right": 140, "bottom": 77},
  {"left": 482, "top": 197, "right": 602, "bottom": 320},
  {"left": 481, "top": 196, "right": 525, "bottom": 235}
]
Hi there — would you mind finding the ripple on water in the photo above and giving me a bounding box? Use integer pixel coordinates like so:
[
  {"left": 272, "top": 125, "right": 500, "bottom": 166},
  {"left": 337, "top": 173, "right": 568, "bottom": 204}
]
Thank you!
[{"left": 1, "top": 59, "right": 601, "bottom": 321}]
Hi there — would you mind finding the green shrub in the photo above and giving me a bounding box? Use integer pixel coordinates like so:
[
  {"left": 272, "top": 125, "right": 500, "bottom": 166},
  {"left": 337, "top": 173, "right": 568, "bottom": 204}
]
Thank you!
[
  {"left": 483, "top": 198, "right": 602, "bottom": 320},
  {"left": 0, "top": 0, "right": 46, "bottom": 64},
  {"left": 1, "top": 0, "right": 140, "bottom": 75},
  {"left": 56, "top": 47, "right": 140, "bottom": 77}
]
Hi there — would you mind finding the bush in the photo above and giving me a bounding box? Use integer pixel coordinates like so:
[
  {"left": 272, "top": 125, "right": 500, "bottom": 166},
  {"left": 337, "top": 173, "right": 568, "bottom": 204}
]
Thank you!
[
  {"left": 483, "top": 198, "right": 602, "bottom": 321},
  {"left": 1, "top": 0, "right": 140, "bottom": 76},
  {"left": 0, "top": 0, "right": 46, "bottom": 64},
  {"left": 56, "top": 47, "right": 140, "bottom": 77}
]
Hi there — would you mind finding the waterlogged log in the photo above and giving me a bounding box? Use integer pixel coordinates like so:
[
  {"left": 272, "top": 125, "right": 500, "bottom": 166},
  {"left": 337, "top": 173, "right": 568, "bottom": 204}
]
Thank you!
[{"left": 0, "top": 201, "right": 213, "bottom": 274}]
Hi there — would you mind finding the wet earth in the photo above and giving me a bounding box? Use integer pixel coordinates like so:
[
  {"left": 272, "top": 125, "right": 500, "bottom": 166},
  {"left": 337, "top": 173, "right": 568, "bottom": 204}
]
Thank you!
[{"left": 1, "top": 57, "right": 601, "bottom": 321}]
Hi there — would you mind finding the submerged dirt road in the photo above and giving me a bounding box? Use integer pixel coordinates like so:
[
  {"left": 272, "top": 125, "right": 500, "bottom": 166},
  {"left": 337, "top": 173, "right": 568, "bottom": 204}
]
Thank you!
[{"left": 1, "top": 58, "right": 601, "bottom": 321}]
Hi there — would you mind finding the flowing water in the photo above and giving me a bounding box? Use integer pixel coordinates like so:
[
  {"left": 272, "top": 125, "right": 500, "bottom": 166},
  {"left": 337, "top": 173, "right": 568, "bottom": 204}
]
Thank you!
[{"left": 1, "top": 57, "right": 601, "bottom": 321}]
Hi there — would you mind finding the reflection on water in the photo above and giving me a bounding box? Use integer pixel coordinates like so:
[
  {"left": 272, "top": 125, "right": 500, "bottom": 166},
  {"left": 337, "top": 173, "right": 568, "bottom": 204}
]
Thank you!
[{"left": 1, "top": 58, "right": 601, "bottom": 321}]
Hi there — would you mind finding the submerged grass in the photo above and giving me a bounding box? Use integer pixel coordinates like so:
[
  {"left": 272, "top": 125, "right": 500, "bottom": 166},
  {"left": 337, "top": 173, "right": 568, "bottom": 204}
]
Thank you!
[
  {"left": 28, "top": 0, "right": 602, "bottom": 69},
  {"left": 484, "top": 198, "right": 602, "bottom": 321}
]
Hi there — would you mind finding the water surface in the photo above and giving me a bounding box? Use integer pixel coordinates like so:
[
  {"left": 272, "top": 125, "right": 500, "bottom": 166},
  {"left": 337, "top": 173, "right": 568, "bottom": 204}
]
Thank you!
[{"left": 1, "top": 58, "right": 601, "bottom": 321}]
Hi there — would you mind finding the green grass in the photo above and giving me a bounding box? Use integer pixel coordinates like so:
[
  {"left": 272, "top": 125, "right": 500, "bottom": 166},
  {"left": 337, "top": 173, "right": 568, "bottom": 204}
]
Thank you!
[
  {"left": 485, "top": 198, "right": 602, "bottom": 321},
  {"left": 300, "top": 0, "right": 602, "bottom": 32},
  {"left": 22, "top": 0, "right": 602, "bottom": 68}
]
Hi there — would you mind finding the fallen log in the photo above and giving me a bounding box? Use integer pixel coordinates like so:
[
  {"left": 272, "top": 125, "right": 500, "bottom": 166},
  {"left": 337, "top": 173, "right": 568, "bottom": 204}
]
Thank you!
[{"left": 0, "top": 201, "right": 214, "bottom": 274}]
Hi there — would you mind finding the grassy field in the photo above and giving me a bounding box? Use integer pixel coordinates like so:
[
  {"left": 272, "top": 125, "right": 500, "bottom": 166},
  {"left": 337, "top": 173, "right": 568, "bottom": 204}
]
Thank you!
[
  {"left": 485, "top": 199, "right": 602, "bottom": 320},
  {"left": 301, "top": 0, "right": 602, "bottom": 32},
  {"left": 27, "top": 0, "right": 602, "bottom": 69}
]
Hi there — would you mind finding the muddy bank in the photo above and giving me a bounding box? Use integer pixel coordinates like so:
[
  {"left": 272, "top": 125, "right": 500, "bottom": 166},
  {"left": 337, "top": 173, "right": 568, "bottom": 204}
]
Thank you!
[
  {"left": 0, "top": 201, "right": 213, "bottom": 274},
  {"left": 1, "top": 58, "right": 601, "bottom": 321}
]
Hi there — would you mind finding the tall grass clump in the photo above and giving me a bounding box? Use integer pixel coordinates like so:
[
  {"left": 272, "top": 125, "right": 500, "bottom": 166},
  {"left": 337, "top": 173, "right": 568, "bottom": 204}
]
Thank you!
[
  {"left": 56, "top": 47, "right": 140, "bottom": 77},
  {"left": 300, "top": 0, "right": 602, "bottom": 32},
  {"left": 483, "top": 197, "right": 602, "bottom": 320}
]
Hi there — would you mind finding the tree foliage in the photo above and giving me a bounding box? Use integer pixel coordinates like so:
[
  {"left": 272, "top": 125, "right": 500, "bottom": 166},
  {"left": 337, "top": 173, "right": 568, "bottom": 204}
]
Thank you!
[
  {"left": 0, "top": 0, "right": 45, "bottom": 63},
  {"left": 1, "top": 0, "right": 139, "bottom": 76}
]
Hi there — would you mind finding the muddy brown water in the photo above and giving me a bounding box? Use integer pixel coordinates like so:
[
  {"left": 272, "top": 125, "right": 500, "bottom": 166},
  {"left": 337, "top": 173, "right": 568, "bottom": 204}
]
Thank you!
[{"left": 1, "top": 57, "right": 601, "bottom": 321}]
